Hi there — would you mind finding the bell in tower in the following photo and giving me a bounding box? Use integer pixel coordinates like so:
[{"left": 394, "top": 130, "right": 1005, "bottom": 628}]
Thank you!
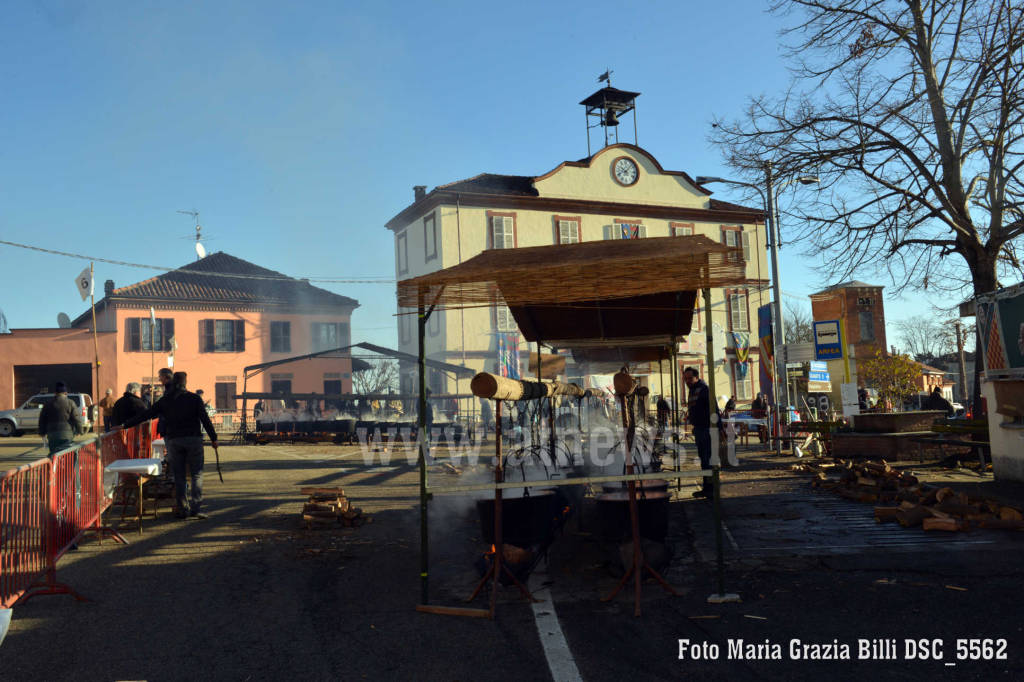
[{"left": 580, "top": 72, "right": 639, "bottom": 155}]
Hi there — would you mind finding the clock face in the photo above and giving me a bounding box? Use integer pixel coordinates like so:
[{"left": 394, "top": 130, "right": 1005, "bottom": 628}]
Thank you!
[{"left": 613, "top": 157, "right": 639, "bottom": 186}]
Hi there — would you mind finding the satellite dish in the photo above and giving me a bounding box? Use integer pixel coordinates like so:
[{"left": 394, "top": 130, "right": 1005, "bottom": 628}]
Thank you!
[
  {"left": 195, "top": 241, "right": 207, "bottom": 259},
  {"left": 57, "top": 313, "right": 71, "bottom": 328}
]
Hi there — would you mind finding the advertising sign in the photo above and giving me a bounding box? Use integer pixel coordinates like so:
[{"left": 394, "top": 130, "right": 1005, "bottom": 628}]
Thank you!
[{"left": 813, "top": 320, "right": 843, "bottom": 360}]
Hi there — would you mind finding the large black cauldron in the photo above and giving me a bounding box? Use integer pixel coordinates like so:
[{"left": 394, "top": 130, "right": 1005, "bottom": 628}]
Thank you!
[
  {"left": 476, "top": 490, "right": 558, "bottom": 547},
  {"left": 596, "top": 490, "right": 669, "bottom": 542}
]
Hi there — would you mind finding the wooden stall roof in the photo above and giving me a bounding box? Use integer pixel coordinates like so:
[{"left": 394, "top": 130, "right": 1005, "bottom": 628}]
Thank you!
[{"left": 395, "top": 235, "right": 743, "bottom": 310}]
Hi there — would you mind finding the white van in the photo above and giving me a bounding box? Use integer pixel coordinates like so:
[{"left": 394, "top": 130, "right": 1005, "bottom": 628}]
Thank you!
[{"left": 0, "top": 393, "right": 93, "bottom": 436}]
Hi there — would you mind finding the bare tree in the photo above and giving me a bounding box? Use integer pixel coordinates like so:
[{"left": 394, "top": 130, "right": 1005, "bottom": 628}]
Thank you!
[
  {"left": 894, "top": 315, "right": 957, "bottom": 360},
  {"left": 784, "top": 299, "right": 815, "bottom": 343},
  {"left": 352, "top": 359, "right": 398, "bottom": 395},
  {"left": 713, "top": 1, "right": 1024, "bottom": 301}
]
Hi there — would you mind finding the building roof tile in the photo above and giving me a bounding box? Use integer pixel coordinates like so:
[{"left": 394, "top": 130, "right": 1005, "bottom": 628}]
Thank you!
[{"left": 73, "top": 252, "right": 357, "bottom": 325}]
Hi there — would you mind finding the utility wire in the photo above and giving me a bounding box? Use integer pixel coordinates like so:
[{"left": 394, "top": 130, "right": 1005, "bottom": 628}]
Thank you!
[{"left": 0, "top": 239, "right": 396, "bottom": 285}]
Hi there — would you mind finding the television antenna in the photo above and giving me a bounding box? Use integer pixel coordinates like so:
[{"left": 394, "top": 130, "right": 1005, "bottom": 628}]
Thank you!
[{"left": 177, "top": 209, "right": 209, "bottom": 259}]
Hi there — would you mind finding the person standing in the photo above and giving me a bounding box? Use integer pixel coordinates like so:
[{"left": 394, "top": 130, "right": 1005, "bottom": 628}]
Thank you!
[
  {"left": 923, "top": 386, "right": 955, "bottom": 417},
  {"left": 479, "top": 397, "right": 493, "bottom": 437},
  {"left": 38, "top": 382, "right": 83, "bottom": 455},
  {"left": 123, "top": 371, "right": 219, "bottom": 519},
  {"left": 656, "top": 395, "right": 671, "bottom": 433},
  {"left": 111, "top": 382, "right": 148, "bottom": 427},
  {"left": 683, "top": 367, "right": 720, "bottom": 498},
  {"left": 98, "top": 388, "right": 117, "bottom": 432}
]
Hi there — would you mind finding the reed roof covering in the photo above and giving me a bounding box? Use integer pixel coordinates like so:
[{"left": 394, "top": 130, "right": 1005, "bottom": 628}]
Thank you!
[{"left": 395, "top": 235, "right": 744, "bottom": 310}]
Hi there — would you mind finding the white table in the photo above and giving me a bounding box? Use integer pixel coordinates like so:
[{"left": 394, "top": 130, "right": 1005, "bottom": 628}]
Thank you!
[{"left": 105, "top": 458, "right": 163, "bottom": 533}]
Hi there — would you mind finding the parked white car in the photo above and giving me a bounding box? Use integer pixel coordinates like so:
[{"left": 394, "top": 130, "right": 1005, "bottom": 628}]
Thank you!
[{"left": 0, "top": 393, "right": 93, "bottom": 437}]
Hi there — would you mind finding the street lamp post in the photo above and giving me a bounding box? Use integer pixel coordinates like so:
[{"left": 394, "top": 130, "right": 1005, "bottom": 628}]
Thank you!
[{"left": 696, "top": 167, "right": 818, "bottom": 455}]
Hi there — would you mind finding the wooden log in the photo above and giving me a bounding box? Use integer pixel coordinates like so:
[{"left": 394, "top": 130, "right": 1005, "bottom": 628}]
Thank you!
[
  {"left": 998, "top": 507, "right": 1024, "bottom": 521},
  {"left": 856, "top": 476, "right": 878, "bottom": 487},
  {"left": 301, "top": 487, "right": 345, "bottom": 496},
  {"left": 416, "top": 604, "right": 492, "bottom": 619},
  {"left": 923, "top": 517, "right": 966, "bottom": 532},
  {"left": 935, "top": 487, "right": 956, "bottom": 503},
  {"left": 470, "top": 372, "right": 584, "bottom": 401},
  {"left": 874, "top": 507, "right": 901, "bottom": 522},
  {"left": 934, "top": 501, "right": 981, "bottom": 518},
  {"left": 896, "top": 506, "right": 933, "bottom": 527}
]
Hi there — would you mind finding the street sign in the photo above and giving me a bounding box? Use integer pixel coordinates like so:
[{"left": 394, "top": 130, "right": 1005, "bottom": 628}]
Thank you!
[
  {"left": 808, "top": 360, "right": 831, "bottom": 392},
  {"left": 813, "top": 320, "right": 843, "bottom": 360}
]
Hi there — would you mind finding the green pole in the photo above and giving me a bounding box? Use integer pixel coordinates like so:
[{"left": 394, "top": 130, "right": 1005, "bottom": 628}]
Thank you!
[{"left": 418, "top": 304, "right": 429, "bottom": 604}]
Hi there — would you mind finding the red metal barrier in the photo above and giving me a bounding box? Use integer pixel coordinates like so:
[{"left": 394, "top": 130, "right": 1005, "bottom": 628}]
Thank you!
[
  {"left": 0, "top": 422, "right": 153, "bottom": 608},
  {"left": 0, "top": 459, "right": 50, "bottom": 608}
]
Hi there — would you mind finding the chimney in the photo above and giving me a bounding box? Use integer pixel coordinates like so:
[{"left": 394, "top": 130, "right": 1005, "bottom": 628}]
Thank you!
[
  {"left": 413, "top": 185, "right": 427, "bottom": 201},
  {"left": 104, "top": 279, "right": 115, "bottom": 296}
]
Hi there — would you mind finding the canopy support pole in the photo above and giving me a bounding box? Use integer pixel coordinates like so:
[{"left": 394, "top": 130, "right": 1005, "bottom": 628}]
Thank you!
[
  {"left": 703, "top": 286, "right": 733, "bottom": 602},
  {"left": 418, "top": 302, "right": 430, "bottom": 605}
]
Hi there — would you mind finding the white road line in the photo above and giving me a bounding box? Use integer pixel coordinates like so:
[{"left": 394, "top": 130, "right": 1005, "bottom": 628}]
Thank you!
[
  {"left": 722, "top": 522, "right": 740, "bottom": 551},
  {"left": 528, "top": 571, "right": 583, "bottom": 682}
]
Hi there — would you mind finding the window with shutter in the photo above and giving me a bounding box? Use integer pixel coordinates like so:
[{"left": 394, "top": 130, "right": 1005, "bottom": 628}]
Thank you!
[
  {"left": 215, "top": 382, "right": 236, "bottom": 410},
  {"left": 126, "top": 318, "right": 141, "bottom": 351},
  {"left": 671, "top": 222, "right": 694, "bottom": 237},
  {"left": 271, "top": 321, "right": 291, "bottom": 353},
  {"left": 234, "top": 320, "right": 245, "bottom": 352},
  {"left": 729, "top": 292, "right": 749, "bottom": 331},
  {"left": 311, "top": 322, "right": 341, "bottom": 353},
  {"left": 741, "top": 231, "right": 751, "bottom": 263},
  {"left": 731, "top": 361, "right": 752, "bottom": 400},
  {"left": 555, "top": 216, "right": 580, "bottom": 244},
  {"left": 200, "top": 320, "right": 215, "bottom": 352},
  {"left": 424, "top": 213, "right": 437, "bottom": 261},
  {"left": 615, "top": 222, "right": 645, "bottom": 239},
  {"left": 396, "top": 231, "right": 408, "bottom": 274},
  {"left": 490, "top": 215, "right": 515, "bottom": 248}
]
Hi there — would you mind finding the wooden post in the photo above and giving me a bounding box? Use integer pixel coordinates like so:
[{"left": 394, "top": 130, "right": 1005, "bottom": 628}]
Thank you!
[
  {"left": 490, "top": 400, "right": 503, "bottom": 617},
  {"left": 90, "top": 263, "right": 100, "bottom": 431}
]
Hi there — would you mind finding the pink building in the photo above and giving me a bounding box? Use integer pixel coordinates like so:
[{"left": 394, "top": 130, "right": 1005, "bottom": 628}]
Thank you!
[{"left": 0, "top": 253, "right": 359, "bottom": 426}]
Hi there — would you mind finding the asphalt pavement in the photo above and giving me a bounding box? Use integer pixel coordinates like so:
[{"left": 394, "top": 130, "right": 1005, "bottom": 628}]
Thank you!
[{"left": 2, "top": 438, "right": 1024, "bottom": 681}]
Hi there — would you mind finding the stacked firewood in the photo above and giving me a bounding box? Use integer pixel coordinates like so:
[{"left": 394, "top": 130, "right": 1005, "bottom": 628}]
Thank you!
[
  {"left": 300, "top": 487, "right": 367, "bottom": 529},
  {"left": 795, "top": 460, "right": 1024, "bottom": 532}
]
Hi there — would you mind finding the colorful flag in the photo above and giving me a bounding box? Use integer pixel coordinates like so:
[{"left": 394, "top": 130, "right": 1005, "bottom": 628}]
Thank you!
[
  {"left": 498, "top": 333, "right": 520, "bottom": 379},
  {"left": 758, "top": 304, "right": 774, "bottom": 405},
  {"left": 75, "top": 266, "right": 93, "bottom": 301}
]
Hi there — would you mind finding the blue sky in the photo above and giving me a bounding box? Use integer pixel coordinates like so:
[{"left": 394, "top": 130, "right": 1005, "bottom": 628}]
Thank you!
[{"left": 0, "top": 0, "right": 940, "bottom": 348}]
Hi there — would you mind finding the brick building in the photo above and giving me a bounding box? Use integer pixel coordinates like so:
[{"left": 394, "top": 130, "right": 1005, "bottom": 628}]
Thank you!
[{"left": 809, "top": 281, "right": 887, "bottom": 363}]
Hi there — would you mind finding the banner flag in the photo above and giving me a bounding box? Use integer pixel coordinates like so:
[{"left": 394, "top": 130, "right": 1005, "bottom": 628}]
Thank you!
[
  {"left": 75, "top": 266, "right": 93, "bottom": 301},
  {"left": 498, "top": 333, "right": 520, "bottom": 379},
  {"left": 757, "top": 304, "right": 774, "bottom": 405}
]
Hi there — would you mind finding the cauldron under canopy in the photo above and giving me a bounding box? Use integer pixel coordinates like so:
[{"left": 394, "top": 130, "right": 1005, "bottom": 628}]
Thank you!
[
  {"left": 476, "top": 489, "right": 558, "bottom": 547},
  {"left": 596, "top": 490, "right": 669, "bottom": 542}
]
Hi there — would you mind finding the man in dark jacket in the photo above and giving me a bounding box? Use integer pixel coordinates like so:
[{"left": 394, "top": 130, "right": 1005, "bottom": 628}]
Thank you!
[
  {"left": 923, "top": 386, "right": 955, "bottom": 416},
  {"left": 38, "top": 382, "right": 84, "bottom": 455},
  {"left": 123, "top": 371, "right": 219, "bottom": 519},
  {"left": 111, "top": 382, "right": 148, "bottom": 427},
  {"left": 684, "top": 367, "right": 721, "bottom": 498}
]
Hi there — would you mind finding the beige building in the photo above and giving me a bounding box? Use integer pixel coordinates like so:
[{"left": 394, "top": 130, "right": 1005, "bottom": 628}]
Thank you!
[{"left": 385, "top": 142, "right": 768, "bottom": 405}]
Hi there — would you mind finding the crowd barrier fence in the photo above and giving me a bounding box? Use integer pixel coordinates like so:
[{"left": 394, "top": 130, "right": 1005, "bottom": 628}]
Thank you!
[{"left": 0, "top": 421, "right": 154, "bottom": 608}]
